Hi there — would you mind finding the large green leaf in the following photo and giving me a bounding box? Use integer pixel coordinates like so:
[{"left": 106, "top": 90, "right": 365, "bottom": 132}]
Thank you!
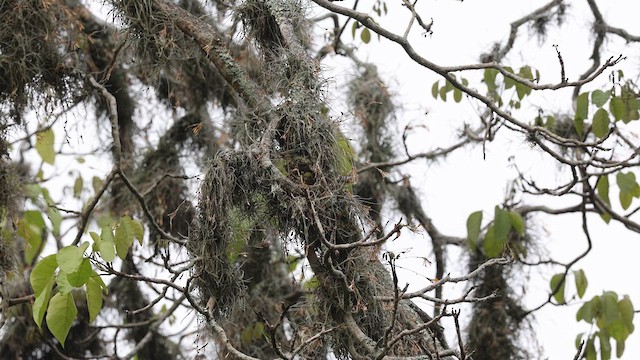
[
  {"left": 453, "top": 88, "right": 462, "bottom": 103},
  {"left": 21, "top": 210, "right": 49, "bottom": 263},
  {"left": 618, "top": 295, "right": 635, "bottom": 333},
  {"left": 57, "top": 245, "right": 85, "bottom": 273},
  {"left": 360, "top": 27, "right": 371, "bottom": 44},
  {"left": 30, "top": 254, "right": 58, "bottom": 297},
  {"left": 503, "top": 66, "right": 516, "bottom": 89},
  {"left": 597, "top": 175, "right": 611, "bottom": 223},
  {"left": 617, "top": 338, "right": 626, "bottom": 358},
  {"left": 621, "top": 86, "right": 640, "bottom": 123},
  {"left": 90, "top": 270, "right": 108, "bottom": 292},
  {"left": 585, "top": 335, "right": 596, "bottom": 360},
  {"left": 92, "top": 176, "right": 104, "bottom": 193},
  {"left": 132, "top": 219, "right": 144, "bottom": 245},
  {"left": 515, "top": 82, "right": 531, "bottom": 100},
  {"left": 550, "top": 273, "right": 566, "bottom": 304},
  {"left": 466, "top": 211, "right": 483, "bottom": 251},
  {"left": 591, "top": 90, "right": 610, "bottom": 108},
  {"left": 592, "top": 108, "right": 610, "bottom": 138},
  {"left": 508, "top": 211, "right": 525, "bottom": 235},
  {"left": 482, "top": 225, "right": 503, "bottom": 258},
  {"left": 599, "top": 332, "right": 612, "bottom": 360},
  {"left": 115, "top": 216, "right": 135, "bottom": 260},
  {"left": 98, "top": 226, "right": 116, "bottom": 262},
  {"left": 46, "top": 207, "right": 62, "bottom": 237},
  {"left": 66, "top": 258, "right": 92, "bottom": 287},
  {"left": 574, "top": 269, "right": 588, "bottom": 299},
  {"left": 483, "top": 68, "right": 498, "bottom": 93},
  {"left": 32, "top": 277, "right": 54, "bottom": 328},
  {"left": 56, "top": 271, "right": 74, "bottom": 294},
  {"left": 616, "top": 172, "right": 640, "bottom": 210},
  {"left": 577, "top": 301, "right": 593, "bottom": 322},
  {"left": 46, "top": 292, "right": 78, "bottom": 347},
  {"left": 493, "top": 206, "right": 511, "bottom": 243},
  {"left": 35, "top": 129, "right": 56, "bottom": 165},
  {"left": 86, "top": 278, "right": 103, "bottom": 323},
  {"left": 609, "top": 96, "right": 625, "bottom": 121}
]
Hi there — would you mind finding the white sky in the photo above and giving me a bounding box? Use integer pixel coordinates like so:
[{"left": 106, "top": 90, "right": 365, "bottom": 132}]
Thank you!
[{"left": 313, "top": 0, "right": 640, "bottom": 358}]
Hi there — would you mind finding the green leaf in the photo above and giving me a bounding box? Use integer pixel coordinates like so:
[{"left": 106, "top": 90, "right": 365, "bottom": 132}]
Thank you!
[
  {"left": 46, "top": 292, "right": 78, "bottom": 347},
  {"left": 46, "top": 207, "right": 62, "bottom": 237},
  {"left": 466, "top": 211, "right": 483, "bottom": 251},
  {"left": 35, "top": 129, "right": 55, "bottom": 165},
  {"left": 575, "top": 333, "right": 584, "bottom": 350},
  {"left": 577, "top": 301, "right": 592, "bottom": 322},
  {"left": 431, "top": 81, "right": 439, "bottom": 99},
  {"left": 616, "top": 172, "right": 640, "bottom": 210},
  {"left": 575, "top": 92, "right": 589, "bottom": 134},
  {"left": 99, "top": 227, "right": 116, "bottom": 262},
  {"left": 518, "top": 65, "right": 534, "bottom": 80},
  {"left": 618, "top": 295, "right": 635, "bottom": 333},
  {"left": 30, "top": 254, "right": 58, "bottom": 297},
  {"left": 360, "top": 27, "right": 371, "bottom": 44},
  {"left": 493, "top": 206, "right": 511, "bottom": 243},
  {"left": 73, "top": 176, "right": 83, "bottom": 198},
  {"left": 439, "top": 85, "right": 448, "bottom": 101},
  {"left": 602, "top": 291, "right": 621, "bottom": 330},
  {"left": 610, "top": 96, "right": 625, "bottom": 121},
  {"left": 90, "top": 270, "right": 108, "bottom": 292},
  {"left": 66, "top": 258, "right": 92, "bottom": 287},
  {"left": 591, "top": 295, "right": 603, "bottom": 322},
  {"left": 482, "top": 225, "right": 503, "bottom": 258},
  {"left": 25, "top": 210, "right": 46, "bottom": 229},
  {"left": 57, "top": 245, "right": 84, "bottom": 273},
  {"left": 90, "top": 231, "right": 101, "bottom": 251},
  {"left": 515, "top": 82, "right": 531, "bottom": 100},
  {"left": 592, "top": 108, "right": 610, "bottom": 139},
  {"left": 591, "top": 90, "right": 610, "bottom": 108},
  {"left": 599, "top": 332, "right": 612, "bottom": 360},
  {"left": 616, "top": 338, "right": 626, "bottom": 358},
  {"left": 507, "top": 211, "right": 525, "bottom": 235},
  {"left": 115, "top": 216, "right": 135, "bottom": 260},
  {"left": 620, "top": 85, "right": 640, "bottom": 123},
  {"left": 132, "top": 219, "right": 144, "bottom": 245},
  {"left": 92, "top": 176, "right": 104, "bottom": 193},
  {"left": 550, "top": 273, "right": 566, "bottom": 304},
  {"left": 585, "top": 335, "right": 596, "bottom": 360},
  {"left": 32, "top": 277, "right": 54, "bottom": 328},
  {"left": 56, "top": 271, "right": 74, "bottom": 294},
  {"left": 574, "top": 269, "right": 588, "bottom": 299},
  {"left": 351, "top": 22, "right": 358, "bottom": 39},
  {"left": 503, "top": 67, "right": 516, "bottom": 89},
  {"left": 483, "top": 68, "right": 498, "bottom": 92},
  {"left": 453, "top": 88, "right": 462, "bottom": 103},
  {"left": 22, "top": 210, "right": 47, "bottom": 263},
  {"left": 597, "top": 175, "right": 611, "bottom": 223},
  {"left": 86, "top": 277, "right": 103, "bottom": 323}
]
